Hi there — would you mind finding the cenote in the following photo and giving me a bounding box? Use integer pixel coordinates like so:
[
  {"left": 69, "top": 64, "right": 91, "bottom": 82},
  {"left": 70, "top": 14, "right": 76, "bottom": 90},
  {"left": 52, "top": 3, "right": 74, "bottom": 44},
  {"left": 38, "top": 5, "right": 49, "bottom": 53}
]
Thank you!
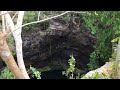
[
  {"left": 41, "top": 69, "right": 67, "bottom": 79},
  {"left": 30, "top": 69, "right": 68, "bottom": 79},
  {"left": 0, "top": 15, "right": 97, "bottom": 79}
]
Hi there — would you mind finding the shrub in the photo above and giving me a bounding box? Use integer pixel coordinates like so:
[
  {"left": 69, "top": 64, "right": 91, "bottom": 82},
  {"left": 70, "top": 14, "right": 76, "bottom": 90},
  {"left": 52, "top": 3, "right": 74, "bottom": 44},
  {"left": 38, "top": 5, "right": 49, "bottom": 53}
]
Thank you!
[
  {"left": 62, "top": 55, "right": 76, "bottom": 79},
  {"left": 28, "top": 66, "right": 41, "bottom": 79},
  {"left": 87, "top": 51, "right": 99, "bottom": 70}
]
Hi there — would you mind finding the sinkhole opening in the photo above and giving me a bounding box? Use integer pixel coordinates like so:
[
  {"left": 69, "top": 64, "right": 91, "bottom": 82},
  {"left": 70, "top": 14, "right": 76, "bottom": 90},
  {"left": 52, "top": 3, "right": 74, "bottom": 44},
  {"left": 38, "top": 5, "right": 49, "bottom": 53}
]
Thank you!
[
  {"left": 30, "top": 69, "right": 68, "bottom": 79},
  {"left": 41, "top": 69, "right": 67, "bottom": 79}
]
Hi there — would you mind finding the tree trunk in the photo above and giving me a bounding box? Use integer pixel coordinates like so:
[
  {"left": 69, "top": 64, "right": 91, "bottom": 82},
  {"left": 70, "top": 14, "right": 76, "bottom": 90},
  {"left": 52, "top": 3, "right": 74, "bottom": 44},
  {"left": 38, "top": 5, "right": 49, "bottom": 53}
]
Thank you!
[
  {"left": 4, "top": 11, "right": 30, "bottom": 79},
  {"left": 14, "top": 11, "right": 29, "bottom": 79},
  {"left": 1, "top": 11, "right": 6, "bottom": 33},
  {"left": 0, "top": 32, "right": 26, "bottom": 79}
]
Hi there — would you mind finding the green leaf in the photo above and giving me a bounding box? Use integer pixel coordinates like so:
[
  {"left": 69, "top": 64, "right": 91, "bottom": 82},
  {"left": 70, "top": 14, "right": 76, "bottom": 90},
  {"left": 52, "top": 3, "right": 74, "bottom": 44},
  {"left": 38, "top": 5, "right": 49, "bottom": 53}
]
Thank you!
[{"left": 111, "top": 37, "right": 119, "bottom": 43}]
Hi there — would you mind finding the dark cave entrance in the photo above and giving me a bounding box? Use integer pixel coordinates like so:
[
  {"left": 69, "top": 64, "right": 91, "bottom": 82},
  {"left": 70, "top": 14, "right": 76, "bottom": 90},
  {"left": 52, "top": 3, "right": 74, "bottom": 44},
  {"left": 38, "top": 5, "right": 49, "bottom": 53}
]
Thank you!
[
  {"left": 29, "top": 69, "right": 68, "bottom": 79},
  {"left": 41, "top": 69, "right": 67, "bottom": 79}
]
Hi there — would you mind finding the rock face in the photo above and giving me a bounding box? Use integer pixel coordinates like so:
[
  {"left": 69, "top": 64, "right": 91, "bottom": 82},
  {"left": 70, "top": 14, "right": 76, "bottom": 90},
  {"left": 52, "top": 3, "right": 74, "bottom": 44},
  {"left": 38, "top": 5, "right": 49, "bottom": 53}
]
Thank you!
[
  {"left": 21, "top": 17, "right": 96, "bottom": 73},
  {"left": 0, "top": 16, "right": 96, "bottom": 74}
]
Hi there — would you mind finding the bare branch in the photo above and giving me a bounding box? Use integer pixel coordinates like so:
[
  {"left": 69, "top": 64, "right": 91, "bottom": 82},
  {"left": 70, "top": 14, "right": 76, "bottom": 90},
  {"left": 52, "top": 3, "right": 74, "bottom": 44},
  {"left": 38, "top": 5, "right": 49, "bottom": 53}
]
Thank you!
[
  {"left": 22, "top": 11, "right": 86, "bottom": 27},
  {"left": 1, "top": 11, "right": 6, "bottom": 33},
  {"left": 12, "top": 11, "right": 18, "bottom": 20},
  {"left": 15, "top": 11, "right": 30, "bottom": 79},
  {"left": 0, "top": 11, "right": 15, "bottom": 17},
  {"left": 7, "top": 11, "right": 86, "bottom": 36},
  {"left": 4, "top": 11, "right": 16, "bottom": 33},
  {"left": 6, "top": 11, "right": 18, "bottom": 31},
  {"left": 37, "top": 11, "right": 41, "bottom": 21}
]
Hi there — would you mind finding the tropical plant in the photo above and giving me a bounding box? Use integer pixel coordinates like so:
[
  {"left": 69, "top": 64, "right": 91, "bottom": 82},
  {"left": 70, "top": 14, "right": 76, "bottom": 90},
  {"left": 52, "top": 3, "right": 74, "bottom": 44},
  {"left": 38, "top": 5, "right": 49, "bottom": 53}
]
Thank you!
[
  {"left": 29, "top": 66, "right": 41, "bottom": 79},
  {"left": 62, "top": 55, "right": 76, "bottom": 79}
]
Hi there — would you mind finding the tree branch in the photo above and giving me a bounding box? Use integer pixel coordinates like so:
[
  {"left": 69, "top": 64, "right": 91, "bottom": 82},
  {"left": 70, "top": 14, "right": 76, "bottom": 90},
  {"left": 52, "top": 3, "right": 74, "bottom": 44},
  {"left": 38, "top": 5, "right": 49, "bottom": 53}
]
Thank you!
[
  {"left": 0, "top": 11, "right": 14, "bottom": 17},
  {"left": 37, "top": 11, "right": 41, "bottom": 21},
  {"left": 15, "top": 11, "right": 30, "bottom": 79},
  {"left": 7, "top": 11, "right": 86, "bottom": 36},
  {"left": 4, "top": 11, "right": 29, "bottom": 79},
  {"left": 6, "top": 11, "right": 18, "bottom": 31},
  {"left": 1, "top": 11, "right": 6, "bottom": 33}
]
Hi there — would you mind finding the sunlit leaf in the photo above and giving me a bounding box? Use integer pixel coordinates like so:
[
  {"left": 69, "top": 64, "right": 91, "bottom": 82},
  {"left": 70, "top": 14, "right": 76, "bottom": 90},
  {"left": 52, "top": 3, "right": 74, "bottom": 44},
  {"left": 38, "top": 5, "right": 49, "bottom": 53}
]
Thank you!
[
  {"left": 112, "top": 52, "right": 117, "bottom": 58},
  {"left": 111, "top": 37, "right": 119, "bottom": 43}
]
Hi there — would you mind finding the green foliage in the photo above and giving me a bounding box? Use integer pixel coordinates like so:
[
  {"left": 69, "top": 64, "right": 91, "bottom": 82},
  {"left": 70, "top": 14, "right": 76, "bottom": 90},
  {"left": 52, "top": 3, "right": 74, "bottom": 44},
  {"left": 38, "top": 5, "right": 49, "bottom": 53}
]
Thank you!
[
  {"left": 62, "top": 55, "right": 76, "bottom": 79},
  {"left": 87, "top": 51, "right": 99, "bottom": 70},
  {"left": 23, "top": 11, "right": 66, "bottom": 31},
  {"left": 0, "top": 67, "right": 15, "bottom": 79},
  {"left": 111, "top": 37, "right": 119, "bottom": 43},
  {"left": 29, "top": 66, "right": 41, "bottom": 79},
  {"left": 81, "top": 11, "right": 120, "bottom": 65},
  {"left": 67, "top": 55, "right": 76, "bottom": 74},
  {"left": 23, "top": 11, "right": 38, "bottom": 31},
  {"left": 0, "top": 66, "right": 41, "bottom": 79},
  {"left": 82, "top": 11, "right": 98, "bottom": 35},
  {"left": 24, "top": 11, "right": 38, "bottom": 23}
]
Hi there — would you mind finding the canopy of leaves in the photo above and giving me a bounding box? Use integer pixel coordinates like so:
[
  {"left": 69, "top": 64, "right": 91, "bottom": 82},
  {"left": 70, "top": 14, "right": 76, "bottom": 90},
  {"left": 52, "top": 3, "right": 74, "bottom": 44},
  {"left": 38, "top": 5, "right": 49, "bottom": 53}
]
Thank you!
[{"left": 81, "top": 11, "right": 120, "bottom": 67}]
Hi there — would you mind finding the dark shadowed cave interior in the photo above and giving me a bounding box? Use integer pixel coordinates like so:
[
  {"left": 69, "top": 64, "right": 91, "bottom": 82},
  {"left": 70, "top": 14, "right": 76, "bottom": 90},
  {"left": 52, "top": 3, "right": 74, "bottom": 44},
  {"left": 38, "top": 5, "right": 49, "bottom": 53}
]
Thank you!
[{"left": 0, "top": 16, "right": 96, "bottom": 79}]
